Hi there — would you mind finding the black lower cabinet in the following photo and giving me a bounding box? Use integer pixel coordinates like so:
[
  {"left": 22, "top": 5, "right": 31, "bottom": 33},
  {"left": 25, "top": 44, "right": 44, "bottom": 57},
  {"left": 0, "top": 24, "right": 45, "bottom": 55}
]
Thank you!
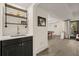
[
  {"left": 0, "top": 41, "right": 1, "bottom": 56},
  {"left": 2, "top": 36, "right": 33, "bottom": 56}
]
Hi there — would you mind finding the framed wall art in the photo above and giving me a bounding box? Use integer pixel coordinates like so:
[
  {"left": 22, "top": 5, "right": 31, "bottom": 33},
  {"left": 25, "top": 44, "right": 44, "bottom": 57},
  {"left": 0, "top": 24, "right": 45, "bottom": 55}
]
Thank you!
[{"left": 38, "top": 16, "right": 46, "bottom": 26}]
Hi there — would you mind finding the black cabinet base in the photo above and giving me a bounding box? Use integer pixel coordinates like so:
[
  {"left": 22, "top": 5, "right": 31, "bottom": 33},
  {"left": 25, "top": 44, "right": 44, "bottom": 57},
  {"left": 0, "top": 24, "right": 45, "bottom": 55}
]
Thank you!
[{"left": 0, "top": 36, "right": 33, "bottom": 56}]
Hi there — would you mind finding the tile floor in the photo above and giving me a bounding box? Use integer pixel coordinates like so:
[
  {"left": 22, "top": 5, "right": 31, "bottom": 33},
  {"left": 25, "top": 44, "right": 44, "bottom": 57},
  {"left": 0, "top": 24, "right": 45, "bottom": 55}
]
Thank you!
[{"left": 37, "top": 38, "right": 79, "bottom": 56}]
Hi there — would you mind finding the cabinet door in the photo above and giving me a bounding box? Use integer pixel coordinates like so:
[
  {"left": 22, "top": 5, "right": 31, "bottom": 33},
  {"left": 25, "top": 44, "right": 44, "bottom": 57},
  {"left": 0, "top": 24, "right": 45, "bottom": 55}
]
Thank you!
[
  {"left": 0, "top": 41, "right": 1, "bottom": 56},
  {"left": 2, "top": 45, "right": 17, "bottom": 56},
  {"left": 22, "top": 40, "right": 33, "bottom": 56},
  {"left": 0, "top": 47, "right": 1, "bottom": 56},
  {"left": 22, "top": 42, "right": 29, "bottom": 56},
  {"left": 17, "top": 43, "right": 23, "bottom": 56},
  {"left": 27, "top": 40, "right": 32, "bottom": 56}
]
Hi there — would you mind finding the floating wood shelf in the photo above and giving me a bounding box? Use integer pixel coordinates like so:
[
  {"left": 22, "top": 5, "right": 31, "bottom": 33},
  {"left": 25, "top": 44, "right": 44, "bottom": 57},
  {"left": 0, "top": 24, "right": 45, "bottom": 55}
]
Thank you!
[
  {"left": 6, "top": 22, "right": 27, "bottom": 25},
  {"left": 5, "top": 13, "right": 27, "bottom": 19},
  {"left": 5, "top": 3, "right": 27, "bottom": 12}
]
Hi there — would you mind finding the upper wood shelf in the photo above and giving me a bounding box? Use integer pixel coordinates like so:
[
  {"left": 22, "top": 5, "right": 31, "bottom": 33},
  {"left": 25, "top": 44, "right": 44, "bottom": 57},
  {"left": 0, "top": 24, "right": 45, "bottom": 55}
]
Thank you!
[
  {"left": 5, "top": 3, "right": 27, "bottom": 12},
  {"left": 5, "top": 13, "right": 27, "bottom": 19}
]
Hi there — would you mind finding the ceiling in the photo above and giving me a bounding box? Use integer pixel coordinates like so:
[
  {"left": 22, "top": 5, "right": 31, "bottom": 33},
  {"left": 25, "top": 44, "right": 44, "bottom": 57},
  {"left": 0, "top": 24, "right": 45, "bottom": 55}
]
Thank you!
[
  {"left": 13, "top": 3, "right": 79, "bottom": 20},
  {"left": 38, "top": 3, "right": 79, "bottom": 20}
]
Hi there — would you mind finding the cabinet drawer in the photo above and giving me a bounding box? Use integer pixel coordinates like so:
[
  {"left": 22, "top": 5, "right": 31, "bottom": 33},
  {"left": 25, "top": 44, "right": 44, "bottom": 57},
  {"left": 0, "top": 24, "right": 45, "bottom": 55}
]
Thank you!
[
  {"left": 21, "top": 36, "right": 33, "bottom": 42},
  {"left": 22, "top": 41, "right": 32, "bottom": 46}
]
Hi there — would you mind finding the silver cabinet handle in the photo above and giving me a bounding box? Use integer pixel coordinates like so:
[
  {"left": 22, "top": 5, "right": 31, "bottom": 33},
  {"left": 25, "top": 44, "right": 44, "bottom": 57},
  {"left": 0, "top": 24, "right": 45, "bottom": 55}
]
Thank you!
[{"left": 22, "top": 43, "right": 24, "bottom": 46}]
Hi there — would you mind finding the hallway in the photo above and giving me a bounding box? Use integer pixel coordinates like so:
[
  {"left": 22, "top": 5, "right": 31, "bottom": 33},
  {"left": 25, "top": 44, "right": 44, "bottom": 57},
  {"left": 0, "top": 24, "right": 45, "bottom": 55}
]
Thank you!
[{"left": 37, "top": 39, "right": 79, "bottom": 56}]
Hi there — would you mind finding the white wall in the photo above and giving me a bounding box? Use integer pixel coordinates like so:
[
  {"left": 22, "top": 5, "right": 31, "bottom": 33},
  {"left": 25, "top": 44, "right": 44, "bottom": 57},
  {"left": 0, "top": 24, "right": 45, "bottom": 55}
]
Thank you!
[
  {"left": 27, "top": 4, "right": 34, "bottom": 35},
  {"left": 0, "top": 4, "right": 4, "bottom": 36},
  {"left": 33, "top": 6, "right": 48, "bottom": 55},
  {"left": 48, "top": 15, "right": 65, "bottom": 35}
]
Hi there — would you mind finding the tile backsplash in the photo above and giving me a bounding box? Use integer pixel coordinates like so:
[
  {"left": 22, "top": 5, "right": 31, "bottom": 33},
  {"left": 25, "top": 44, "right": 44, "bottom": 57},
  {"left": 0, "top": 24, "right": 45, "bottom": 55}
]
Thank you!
[
  {"left": 3, "top": 24, "right": 28, "bottom": 36},
  {"left": 3, "top": 14, "right": 28, "bottom": 36}
]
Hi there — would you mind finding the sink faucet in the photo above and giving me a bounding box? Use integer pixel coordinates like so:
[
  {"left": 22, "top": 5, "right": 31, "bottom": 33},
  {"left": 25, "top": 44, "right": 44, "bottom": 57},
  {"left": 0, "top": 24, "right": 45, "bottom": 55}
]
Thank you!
[{"left": 17, "top": 26, "right": 20, "bottom": 35}]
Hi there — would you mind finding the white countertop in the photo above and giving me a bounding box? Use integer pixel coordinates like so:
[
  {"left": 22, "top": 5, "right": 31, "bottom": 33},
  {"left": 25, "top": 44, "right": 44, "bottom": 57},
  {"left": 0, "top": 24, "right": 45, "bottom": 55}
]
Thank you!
[{"left": 0, "top": 34, "right": 33, "bottom": 41}]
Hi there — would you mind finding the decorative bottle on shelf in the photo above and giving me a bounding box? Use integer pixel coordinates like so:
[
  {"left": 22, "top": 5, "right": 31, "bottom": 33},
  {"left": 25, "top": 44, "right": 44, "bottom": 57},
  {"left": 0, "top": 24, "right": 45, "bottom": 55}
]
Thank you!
[{"left": 16, "top": 11, "right": 20, "bottom": 16}]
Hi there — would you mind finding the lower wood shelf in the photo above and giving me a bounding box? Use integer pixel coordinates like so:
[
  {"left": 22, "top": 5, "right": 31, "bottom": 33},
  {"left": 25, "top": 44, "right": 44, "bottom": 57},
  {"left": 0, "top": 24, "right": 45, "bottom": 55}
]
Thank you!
[{"left": 6, "top": 22, "right": 26, "bottom": 25}]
